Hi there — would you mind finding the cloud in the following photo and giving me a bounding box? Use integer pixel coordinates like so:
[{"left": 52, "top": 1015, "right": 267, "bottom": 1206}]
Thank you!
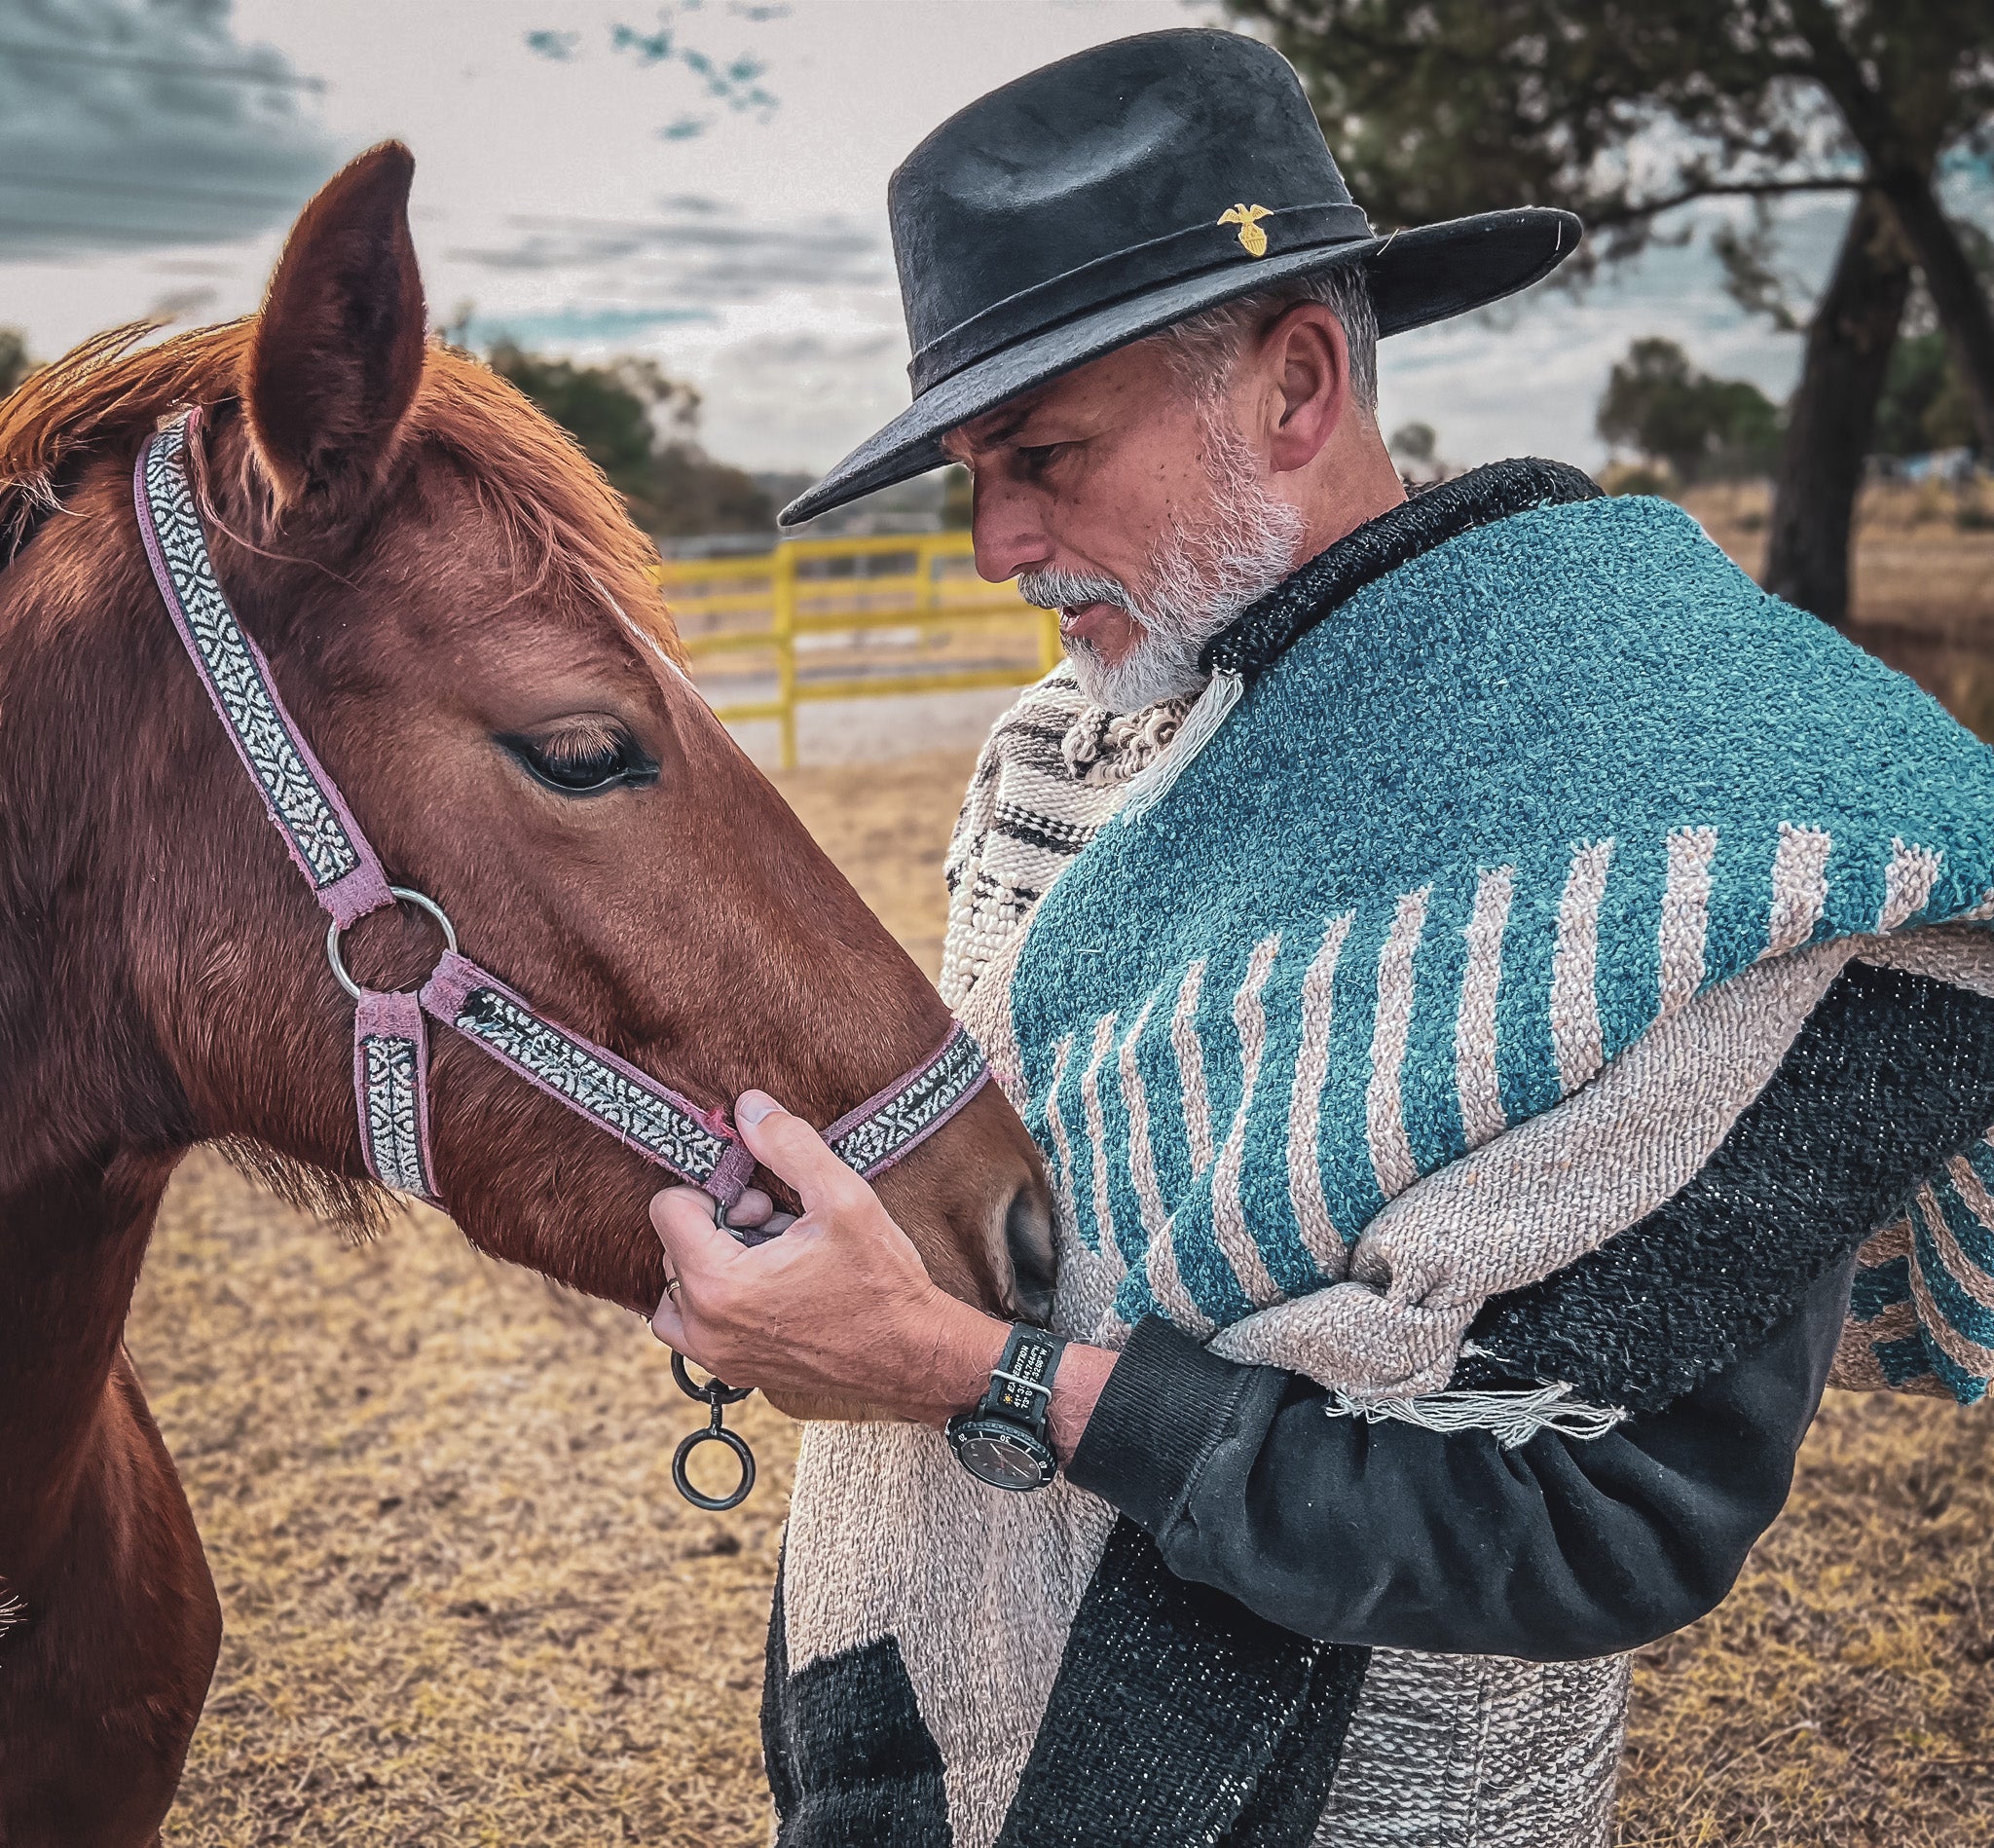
[
  {"left": 658, "top": 114, "right": 711, "bottom": 140},
  {"left": 0, "top": 0, "right": 338, "bottom": 260},
  {"left": 462, "top": 304, "right": 718, "bottom": 347},
  {"left": 146, "top": 282, "right": 220, "bottom": 321},
  {"left": 721, "top": 330, "right": 898, "bottom": 367},
  {"left": 450, "top": 200, "right": 885, "bottom": 305},
  {"left": 525, "top": 13, "right": 779, "bottom": 121}
]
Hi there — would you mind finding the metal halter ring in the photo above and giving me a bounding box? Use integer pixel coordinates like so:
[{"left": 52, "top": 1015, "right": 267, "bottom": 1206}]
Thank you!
[
  {"left": 670, "top": 1351, "right": 757, "bottom": 1512},
  {"left": 325, "top": 887, "right": 460, "bottom": 1002}
]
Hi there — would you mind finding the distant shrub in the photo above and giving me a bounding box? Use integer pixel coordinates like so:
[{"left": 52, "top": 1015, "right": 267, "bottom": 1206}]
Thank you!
[{"left": 1597, "top": 337, "right": 1782, "bottom": 486}]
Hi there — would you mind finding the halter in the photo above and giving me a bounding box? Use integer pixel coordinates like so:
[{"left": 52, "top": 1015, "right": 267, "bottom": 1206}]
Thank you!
[{"left": 135, "top": 409, "right": 989, "bottom": 1505}]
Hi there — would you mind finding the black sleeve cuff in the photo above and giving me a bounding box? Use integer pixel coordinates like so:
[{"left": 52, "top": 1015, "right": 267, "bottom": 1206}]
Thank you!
[{"left": 1065, "top": 1315, "right": 1257, "bottom": 1534}]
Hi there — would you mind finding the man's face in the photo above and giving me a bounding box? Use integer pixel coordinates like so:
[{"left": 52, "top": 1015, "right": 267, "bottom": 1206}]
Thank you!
[{"left": 943, "top": 337, "right": 1303, "bottom": 713}]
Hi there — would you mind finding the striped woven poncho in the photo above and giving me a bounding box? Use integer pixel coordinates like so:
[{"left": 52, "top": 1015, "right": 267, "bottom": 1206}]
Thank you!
[{"left": 1000, "top": 487, "right": 1994, "bottom": 1409}]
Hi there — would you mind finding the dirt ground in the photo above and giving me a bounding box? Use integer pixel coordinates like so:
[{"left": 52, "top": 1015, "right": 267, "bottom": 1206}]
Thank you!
[{"left": 139, "top": 521, "right": 1994, "bottom": 1845}]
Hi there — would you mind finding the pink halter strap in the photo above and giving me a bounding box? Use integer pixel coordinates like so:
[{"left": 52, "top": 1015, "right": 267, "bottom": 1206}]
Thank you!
[{"left": 133, "top": 409, "right": 987, "bottom": 1210}]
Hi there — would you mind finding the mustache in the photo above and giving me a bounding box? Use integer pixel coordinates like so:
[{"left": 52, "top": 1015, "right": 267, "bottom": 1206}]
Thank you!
[{"left": 1016, "top": 568, "right": 1132, "bottom": 614}]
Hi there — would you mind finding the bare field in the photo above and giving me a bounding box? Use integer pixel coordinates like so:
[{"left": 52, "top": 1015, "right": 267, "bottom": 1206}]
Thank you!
[{"left": 141, "top": 528, "right": 1994, "bottom": 1844}]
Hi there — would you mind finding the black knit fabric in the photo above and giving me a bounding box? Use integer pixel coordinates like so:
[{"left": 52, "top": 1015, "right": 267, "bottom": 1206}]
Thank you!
[
  {"left": 1200, "top": 457, "right": 1601, "bottom": 683},
  {"left": 995, "top": 1520, "right": 1368, "bottom": 1847},
  {"left": 1085, "top": 1262, "right": 1850, "bottom": 1658},
  {"left": 762, "top": 1560, "right": 951, "bottom": 1848},
  {"left": 1458, "top": 961, "right": 1994, "bottom": 1409},
  {"left": 1069, "top": 1311, "right": 1250, "bottom": 1532}
]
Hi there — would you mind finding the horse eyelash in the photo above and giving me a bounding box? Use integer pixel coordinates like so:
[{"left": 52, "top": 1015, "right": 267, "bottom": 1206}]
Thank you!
[{"left": 537, "top": 721, "right": 624, "bottom": 772}]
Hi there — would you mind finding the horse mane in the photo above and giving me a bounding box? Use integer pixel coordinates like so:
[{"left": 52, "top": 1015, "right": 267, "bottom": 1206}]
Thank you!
[{"left": 0, "top": 320, "right": 685, "bottom": 667}]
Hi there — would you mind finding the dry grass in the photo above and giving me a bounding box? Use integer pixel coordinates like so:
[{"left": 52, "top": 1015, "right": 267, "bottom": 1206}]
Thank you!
[{"left": 140, "top": 525, "right": 1994, "bottom": 1843}]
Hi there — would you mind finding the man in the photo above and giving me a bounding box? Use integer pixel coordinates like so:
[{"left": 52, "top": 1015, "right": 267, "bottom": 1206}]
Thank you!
[{"left": 648, "top": 29, "right": 1994, "bottom": 1846}]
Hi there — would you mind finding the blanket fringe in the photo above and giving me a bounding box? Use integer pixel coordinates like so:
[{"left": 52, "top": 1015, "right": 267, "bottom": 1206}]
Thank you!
[
  {"left": 1322, "top": 1381, "right": 1628, "bottom": 1450},
  {"left": 1117, "top": 668, "right": 1243, "bottom": 826}
]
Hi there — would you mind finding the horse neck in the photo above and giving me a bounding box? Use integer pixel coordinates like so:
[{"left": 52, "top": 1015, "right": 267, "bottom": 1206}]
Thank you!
[
  {"left": 0, "top": 1153, "right": 176, "bottom": 1572},
  {"left": 0, "top": 504, "right": 198, "bottom": 1562}
]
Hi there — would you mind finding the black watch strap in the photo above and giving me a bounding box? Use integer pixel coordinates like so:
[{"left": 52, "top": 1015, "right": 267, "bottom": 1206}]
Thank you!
[{"left": 977, "top": 1325, "right": 1067, "bottom": 1438}]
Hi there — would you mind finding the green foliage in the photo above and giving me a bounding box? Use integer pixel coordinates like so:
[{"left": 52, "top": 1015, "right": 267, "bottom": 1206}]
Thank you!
[
  {"left": 1873, "top": 332, "right": 1977, "bottom": 456},
  {"left": 1597, "top": 337, "right": 1783, "bottom": 484},
  {"left": 486, "top": 342, "right": 772, "bottom": 538},
  {"left": 0, "top": 328, "right": 34, "bottom": 398}
]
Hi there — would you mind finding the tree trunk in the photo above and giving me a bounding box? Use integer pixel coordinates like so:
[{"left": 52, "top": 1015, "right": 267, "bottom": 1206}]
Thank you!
[
  {"left": 1762, "top": 192, "right": 1913, "bottom": 628},
  {"left": 1872, "top": 163, "right": 1994, "bottom": 455}
]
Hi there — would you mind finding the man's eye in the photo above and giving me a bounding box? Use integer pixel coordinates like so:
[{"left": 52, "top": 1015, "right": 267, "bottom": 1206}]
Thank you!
[
  {"left": 1016, "top": 442, "right": 1070, "bottom": 476},
  {"left": 501, "top": 727, "right": 658, "bottom": 796}
]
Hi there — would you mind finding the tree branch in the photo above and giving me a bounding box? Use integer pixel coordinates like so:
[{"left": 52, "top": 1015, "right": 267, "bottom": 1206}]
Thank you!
[{"left": 1584, "top": 173, "right": 1862, "bottom": 230}]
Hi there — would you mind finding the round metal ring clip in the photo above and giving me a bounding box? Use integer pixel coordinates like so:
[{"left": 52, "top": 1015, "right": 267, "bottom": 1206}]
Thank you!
[
  {"left": 672, "top": 1423, "right": 756, "bottom": 1513},
  {"left": 326, "top": 886, "right": 460, "bottom": 1001},
  {"left": 670, "top": 1351, "right": 757, "bottom": 1512}
]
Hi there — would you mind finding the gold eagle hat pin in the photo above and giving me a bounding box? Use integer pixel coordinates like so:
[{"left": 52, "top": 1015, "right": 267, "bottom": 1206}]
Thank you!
[{"left": 1218, "top": 203, "right": 1273, "bottom": 257}]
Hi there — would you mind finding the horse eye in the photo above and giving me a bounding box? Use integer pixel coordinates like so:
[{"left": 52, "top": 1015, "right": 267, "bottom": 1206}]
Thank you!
[{"left": 501, "top": 726, "right": 657, "bottom": 796}]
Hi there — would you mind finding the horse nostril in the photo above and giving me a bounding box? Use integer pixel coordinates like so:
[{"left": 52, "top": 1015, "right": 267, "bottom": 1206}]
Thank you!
[{"left": 1003, "top": 1184, "right": 1057, "bottom": 1325}]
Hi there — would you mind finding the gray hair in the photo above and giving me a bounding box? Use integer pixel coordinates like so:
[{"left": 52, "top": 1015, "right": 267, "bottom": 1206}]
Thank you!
[{"left": 1151, "top": 262, "right": 1379, "bottom": 416}]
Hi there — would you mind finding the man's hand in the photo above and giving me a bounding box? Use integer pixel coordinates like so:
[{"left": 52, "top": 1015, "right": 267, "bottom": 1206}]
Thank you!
[{"left": 648, "top": 1090, "right": 1009, "bottom": 1424}]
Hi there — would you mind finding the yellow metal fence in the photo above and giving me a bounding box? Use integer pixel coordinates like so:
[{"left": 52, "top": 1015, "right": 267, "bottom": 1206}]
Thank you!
[{"left": 656, "top": 532, "right": 1060, "bottom": 769}]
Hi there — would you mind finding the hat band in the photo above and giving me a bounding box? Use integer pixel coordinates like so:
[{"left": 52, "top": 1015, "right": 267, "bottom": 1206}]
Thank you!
[{"left": 907, "top": 199, "right": 1374, "bottom": 395}]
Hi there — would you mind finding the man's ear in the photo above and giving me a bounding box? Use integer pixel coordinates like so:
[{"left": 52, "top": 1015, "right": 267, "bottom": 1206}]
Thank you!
[
  {"left": 245, "top": 141, "right": 426, "bottom": 517},
  {"left": 1265, "top": 302, "right": 1348, "bottom": 475}
]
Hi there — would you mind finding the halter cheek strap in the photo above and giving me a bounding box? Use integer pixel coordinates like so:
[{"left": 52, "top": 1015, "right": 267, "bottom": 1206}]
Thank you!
[{"left": 134, "top": 409, "right": 987, "bottom": 1211}]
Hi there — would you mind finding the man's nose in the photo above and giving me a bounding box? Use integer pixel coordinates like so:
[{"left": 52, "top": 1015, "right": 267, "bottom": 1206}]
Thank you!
[{"left": 969, "top": 474, "right": 1048, "bottom": 585}]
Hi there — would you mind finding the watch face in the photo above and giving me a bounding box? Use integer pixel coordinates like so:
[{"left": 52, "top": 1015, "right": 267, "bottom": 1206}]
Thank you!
[{"left": 957, "top": 1425, "right": 1052, "bottom": 1491}]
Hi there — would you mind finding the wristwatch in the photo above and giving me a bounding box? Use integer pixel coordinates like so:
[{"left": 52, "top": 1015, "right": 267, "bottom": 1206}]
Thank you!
[{"left": 945, "top": 1324, "right": 1066, "bottom": 1491}]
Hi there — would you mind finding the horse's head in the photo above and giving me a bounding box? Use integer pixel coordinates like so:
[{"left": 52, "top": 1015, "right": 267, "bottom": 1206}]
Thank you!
[{"left": 0, "top": 145, "right": 1052, "bottom": 1337}]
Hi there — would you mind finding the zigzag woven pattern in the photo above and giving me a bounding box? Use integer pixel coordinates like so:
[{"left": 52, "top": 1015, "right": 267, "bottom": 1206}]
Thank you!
[
  {"left": 1005, "top": 494, "right": 1994, "bottom": 1376},
  {"left": 361, "top": 1033, "right": 430, "bottom": 1196},
  {"left": 828, "top": 1027, "right": 988, "bottom": 1176},
  {"left": 1849, "top": 1131, "right": 1994, "bottom": 1403},
  {"left": 141, "top": 421, "right": 363, "bottom": 889},
  {"left": 452, "top": 984, "right": 733, "bottom": 1178}
]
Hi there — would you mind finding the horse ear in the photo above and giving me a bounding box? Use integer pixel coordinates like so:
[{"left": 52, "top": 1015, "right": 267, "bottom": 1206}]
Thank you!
[{"left": 246, "top": 141, "right": 426, "bottom": 513}]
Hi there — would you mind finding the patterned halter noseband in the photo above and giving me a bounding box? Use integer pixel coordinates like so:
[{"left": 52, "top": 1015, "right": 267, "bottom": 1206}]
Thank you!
[{"left": 133, "top": 409, "right": 988, "bottom": 1216}]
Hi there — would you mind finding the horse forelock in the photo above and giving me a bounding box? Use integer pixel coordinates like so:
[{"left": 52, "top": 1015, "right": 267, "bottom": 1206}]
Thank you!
[{"left": 0, "top": 320, "right": 685, "bottom": 673}]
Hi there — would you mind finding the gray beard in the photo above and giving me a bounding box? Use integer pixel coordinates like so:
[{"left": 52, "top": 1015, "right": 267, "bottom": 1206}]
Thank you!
[{"left": 1018, "top": 410, "right": 1306, "bottom": 714}]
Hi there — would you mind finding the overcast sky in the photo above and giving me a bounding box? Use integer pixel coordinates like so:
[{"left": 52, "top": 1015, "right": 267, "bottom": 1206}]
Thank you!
[{"left": 1, "top": 0, "right": 1978, "bottom": 479}]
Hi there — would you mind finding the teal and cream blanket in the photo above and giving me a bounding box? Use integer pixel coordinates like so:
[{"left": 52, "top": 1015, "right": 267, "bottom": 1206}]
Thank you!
[{"left": 999, "top": 488, "right": 1994, "bottom": 1408}]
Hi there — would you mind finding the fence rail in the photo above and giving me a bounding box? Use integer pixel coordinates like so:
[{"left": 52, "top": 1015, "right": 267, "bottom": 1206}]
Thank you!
[{"left": 656, "top": 532, "right": 1059, "bottom": 768}]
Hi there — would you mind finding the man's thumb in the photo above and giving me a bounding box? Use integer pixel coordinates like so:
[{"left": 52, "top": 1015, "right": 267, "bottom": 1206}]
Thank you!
[{"left": 735, "top": 1090, "right": 864, "bottom": 1212}]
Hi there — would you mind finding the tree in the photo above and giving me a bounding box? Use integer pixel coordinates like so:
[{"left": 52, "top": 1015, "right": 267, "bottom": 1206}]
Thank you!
[
  {"left": 1597, "top": 338, "right": 1783, "bottom": 483},
  {"left": 1227, "top": 1, "right": 1994, "bottom": 624},
  {"left": 0, "top": 329, "right": 33, "bottom": 399},
  {"left": 1388, "top": 422, "right": 1438, "bottom": 465},
  {"left": 485, "top": 342, "right": 772, "bottom": 538}
]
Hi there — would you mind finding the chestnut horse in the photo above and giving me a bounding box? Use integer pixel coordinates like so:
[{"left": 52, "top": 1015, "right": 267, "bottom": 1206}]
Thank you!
[{"left": 0, "top": 145, "right": 1050, "bottom": 1845}]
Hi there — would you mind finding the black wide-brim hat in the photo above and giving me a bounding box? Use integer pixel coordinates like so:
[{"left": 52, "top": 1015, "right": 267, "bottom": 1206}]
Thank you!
[{"left": 781, "top": 27, "right": 1580, "bottom": 527}]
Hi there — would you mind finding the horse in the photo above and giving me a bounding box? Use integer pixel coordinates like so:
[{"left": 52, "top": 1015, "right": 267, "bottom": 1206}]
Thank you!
[{"left": 0, "top": 143, "right": 1052, "bottom": 1846}]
